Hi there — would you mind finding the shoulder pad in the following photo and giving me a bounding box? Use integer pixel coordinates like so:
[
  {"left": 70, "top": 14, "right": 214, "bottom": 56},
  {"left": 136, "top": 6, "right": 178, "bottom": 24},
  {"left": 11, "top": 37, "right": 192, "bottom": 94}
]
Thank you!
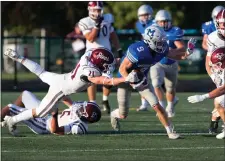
[
  {"left": 103, "top": 13, "right": 114, "bottom": 24},
  {"left": 78, "top": 17, "right": 92, "bottom": 30}
]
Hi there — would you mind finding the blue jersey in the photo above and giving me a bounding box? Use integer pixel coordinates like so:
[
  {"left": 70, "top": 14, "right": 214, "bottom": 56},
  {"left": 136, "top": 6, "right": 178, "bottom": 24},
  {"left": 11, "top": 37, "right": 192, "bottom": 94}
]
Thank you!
[
  {"left": 117, "top": 41, "right": 169, "bottom": 78},
  {"left": 135, "top": 20, "right": 156, "bottom": 36},
  {"left": 201, "top": 20, "right": 216, "bottom": 35},
  {"left": 160, "top": 26, "right": 184, "bottom": 65}
]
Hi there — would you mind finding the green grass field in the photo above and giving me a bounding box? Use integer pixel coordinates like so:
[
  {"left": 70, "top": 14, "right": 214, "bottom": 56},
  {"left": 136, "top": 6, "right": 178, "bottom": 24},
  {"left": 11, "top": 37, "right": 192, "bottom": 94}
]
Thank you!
[{"left": 1, "top": 92, "right": 224, "bottom": 161}]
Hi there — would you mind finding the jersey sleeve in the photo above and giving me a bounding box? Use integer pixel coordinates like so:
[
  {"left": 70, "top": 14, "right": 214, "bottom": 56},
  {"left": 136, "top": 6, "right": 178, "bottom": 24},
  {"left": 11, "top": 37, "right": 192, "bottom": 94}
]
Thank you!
[
  {"left": 125, "top": 46, "right": 138, "bottom": 64},
  {"left": 173, "top": 27, "right": 184, "bottom": 41},
  {"left": 201, "top": 23, "right": 207, "bottom": 35},
  {"left": 206, "top": 37, "right": 214, "bottom": 56},
  {"left": 78, "top": 18, "right": 91, "bottom": 35},
  {"left": 64, "top": 121, "right": 88, "bottom": 135}
]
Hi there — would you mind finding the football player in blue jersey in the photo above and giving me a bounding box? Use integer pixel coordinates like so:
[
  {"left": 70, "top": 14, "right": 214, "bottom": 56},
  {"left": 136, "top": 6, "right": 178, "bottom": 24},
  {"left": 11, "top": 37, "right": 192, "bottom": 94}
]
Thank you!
[
  {"left": 146, "top": 10, "right": 184, "bottom": 118},
  {"left": 201, "top": 5, "right": 224, "bottom": 134},
  {"left": 136, "top": 4, "right": 155, "bottom": 36},
  {"left": 110, "top": 25, "right": 197, "bottom": 139},
  {"left": 135, "top": 4, "right": 156, "bottom": 111}
]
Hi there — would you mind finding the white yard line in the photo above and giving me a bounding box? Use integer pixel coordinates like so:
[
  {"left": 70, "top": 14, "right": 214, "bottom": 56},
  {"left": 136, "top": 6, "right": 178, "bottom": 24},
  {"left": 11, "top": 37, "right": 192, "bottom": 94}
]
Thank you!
[
  {"left": 1, "top": 132, "right": 219, "bottom": 139},
  {"left": 2, "top": 146, "right": 224, "bottom": 153}
]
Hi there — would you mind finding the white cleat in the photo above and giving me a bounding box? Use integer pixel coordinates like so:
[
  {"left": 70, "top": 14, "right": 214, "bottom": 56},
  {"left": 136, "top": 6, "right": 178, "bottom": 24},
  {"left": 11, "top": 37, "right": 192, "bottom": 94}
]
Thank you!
[
  {"left": 1, "top": 121, "right": 7, "bottom": 127},
  {"left": 4, "top": 48, "right": 21, "bottom": 61},
  {"left": 111, "top": 116, "right": 120, "bottom": 132},
  {"left": 168, "top": 132, "right": 180, "bottom": 139},
  {"left": 4, "top": 116, "right": 19, "bottom": 136},
  {"left": 136, "top": 105, "right": 148, "bottom": 112},
  {"left": 216, "top": 130, "right": 225, "bottom": 139},
  {"left": 166, "top": 108, "right": 175, "bottom": 118}
]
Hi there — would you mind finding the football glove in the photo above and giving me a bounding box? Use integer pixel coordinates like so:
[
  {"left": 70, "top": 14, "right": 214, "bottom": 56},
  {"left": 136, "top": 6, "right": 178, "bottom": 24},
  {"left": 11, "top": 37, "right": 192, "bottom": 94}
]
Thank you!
[
  {"left": 131, "top": 77, "right": 149, "bottom": 91},
  {"left": 187, "top": 94, "right": 209, "bottom": 103},
  {"left": 117, "top": 48, "right": 123, "bottom": 58},
  {"left": 95, "top": 16, "right": 104, "bottom": 28},
  {"left": 186, "top": 38, "right": 197, "bottom": 56}
]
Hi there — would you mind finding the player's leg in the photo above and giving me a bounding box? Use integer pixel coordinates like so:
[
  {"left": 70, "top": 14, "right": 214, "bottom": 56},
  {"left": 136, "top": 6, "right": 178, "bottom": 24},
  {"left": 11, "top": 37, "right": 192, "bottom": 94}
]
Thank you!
[
  {"left": 4, "top": 86, "right": 64, "bottom": 135},
  {"left": 213, "top": 95, "right": 225, "bottom": 139},
  {"left": 87, "top": 84, "right": 97, "bottom": 103},
  {"left": 209, "top": 100, "right": 221, "bottom": 134},
  {"left": 164, "top": 63, "right": 179, "bottom": 118},
  {"left": 138, "top": 84, "right": 180, "bottom": 139},
  {"left": 110, "top": 83, "right": 132, "bottom": 131},
  {"left": 150, "top": 63, "right": 166, "bottom": 108},
  {"left": 102, "top": 85, "right": 112, "bottom": 115},
  {"left": 4, "top": 48, "right": 59, "bottom": 86},
  {"left": 8, "top": 104, "right": 49, "bottom": 134}
]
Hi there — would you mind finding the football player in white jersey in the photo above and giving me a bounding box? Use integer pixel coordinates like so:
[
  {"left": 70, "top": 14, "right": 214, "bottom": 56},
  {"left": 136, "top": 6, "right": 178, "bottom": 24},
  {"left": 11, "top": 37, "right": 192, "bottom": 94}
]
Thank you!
[
  {"left": 188, "top": 47, "right": 225, "bottom": 139},
  {"left": 3, "top": 47, "right": 137, "bottom": 136},
  {"left": 78, "top": 1, "right": 123, "bottom": 115},
  {"left": 204, "top": 9, "right": 225, "bottom": 133},
  {"left": 1, "top": 90, "right": 101, "bottom": 135}
]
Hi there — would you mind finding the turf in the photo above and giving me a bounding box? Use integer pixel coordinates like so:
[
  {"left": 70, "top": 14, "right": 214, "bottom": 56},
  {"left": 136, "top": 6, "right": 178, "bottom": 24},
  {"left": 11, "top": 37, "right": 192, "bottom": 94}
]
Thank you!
[{"left": 1, "top": 92, "right": 225, "bottom": 161}]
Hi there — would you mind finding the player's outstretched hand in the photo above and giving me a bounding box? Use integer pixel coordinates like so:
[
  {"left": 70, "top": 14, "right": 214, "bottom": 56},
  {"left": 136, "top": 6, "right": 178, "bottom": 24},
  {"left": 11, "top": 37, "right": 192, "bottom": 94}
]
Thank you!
[
  {"left": 186, "top": 38, "right": 197, "bottom": 56},
  {"left": 187, "top": 94, "right": 209, "bottom": 103}
]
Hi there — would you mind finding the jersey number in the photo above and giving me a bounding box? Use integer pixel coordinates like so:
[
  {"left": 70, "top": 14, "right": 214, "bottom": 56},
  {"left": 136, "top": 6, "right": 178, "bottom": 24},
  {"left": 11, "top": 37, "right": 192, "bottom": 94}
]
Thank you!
[
  {"left": 137, "top": 46, "right": 144, "bottom": 52},
  {"left": 98, "top": 25, "right": 108, "bottom": 37}
]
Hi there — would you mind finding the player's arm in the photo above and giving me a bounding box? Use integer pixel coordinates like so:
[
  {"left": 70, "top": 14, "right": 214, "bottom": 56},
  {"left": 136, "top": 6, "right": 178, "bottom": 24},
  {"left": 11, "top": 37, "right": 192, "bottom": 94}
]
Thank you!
[
  {"left": 202, "top": 34, "right": 208, "bottom": 51},
  {"left": 167, "top": 38, "right": 197, "bottom": 60},
  {"left": 88, "top": 76, "right": 125, "bottom": 86},
  {"left": 49, "top": 110, "right": 65, "bottom": 135},
  {"left": 110, "top": 31, "right": 123, "bottom": 58},
  {"left": 119, "top": 57, "right": 133, "bottom": 78},
  {"left": 188, "top": 85, "right": 225, "bottom": 103},
  {"left": 83, "top": 28, "right": 100, "bottom": 43},
  {"left": 61, "top": 96, "right": 73, "bottom": 108}
]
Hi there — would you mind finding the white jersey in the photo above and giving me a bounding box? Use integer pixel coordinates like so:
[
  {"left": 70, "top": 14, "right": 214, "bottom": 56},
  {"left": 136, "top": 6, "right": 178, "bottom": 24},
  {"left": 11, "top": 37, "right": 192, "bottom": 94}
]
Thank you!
[
  {"left": 212, "top": 69, "right": 225, "bottom": 88},
  {"left": 59, "top": 50, "right": 110, "bottom": 95},
  {"left": 78, "top": 13, "right": 114, "bottom": 51},
  {"left": 207, "top": 31, "right": 225, "bottom": 56},
  {"left": 57, "top": 108, "right": 88, "bottom": 135}
]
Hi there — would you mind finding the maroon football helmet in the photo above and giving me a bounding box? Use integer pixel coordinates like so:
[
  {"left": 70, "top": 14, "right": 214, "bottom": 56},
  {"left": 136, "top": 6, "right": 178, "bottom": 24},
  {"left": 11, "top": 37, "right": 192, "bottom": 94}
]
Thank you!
[
  {"left": 216, "top": 9, "right": 225, "bottom": 36},
  {"left": 88, "top": 1, "right": 103, "bottom": 20},
  {"left": 77, "top": 102, "right": 101, "bottom": 123},
  {"left": 89, "top": 48, "right": 115, "bottom": 74},
  {"left": 211, "top": 47, "right": 225, "bottom": 73}
]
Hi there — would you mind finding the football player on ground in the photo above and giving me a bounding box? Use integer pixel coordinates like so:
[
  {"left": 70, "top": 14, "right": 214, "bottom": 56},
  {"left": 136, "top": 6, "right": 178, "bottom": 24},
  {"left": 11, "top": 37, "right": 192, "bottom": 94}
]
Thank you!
[
  {"left": 1, "top": 90, "right": 101, "bottom": 135},
  {"left": 135, "top": 4, "right": 156, "bottom": 111},
  {"left": 201, "top": 5, "right": 224, "bottom": 133},
  {"left": 188, "top": 47, "right": 225, "bottom": 139},
  {"left": 146, "top": 10, "right": 184, "bottom": 118},
  {"left": 78, "top": 1, "right": 123, "bottom": 115},
  {"left": 3, "top": 47, "right": 136, "bottom": 136},
  {"left": 110, "top": 25, "right": 197, "bottom": 139}
]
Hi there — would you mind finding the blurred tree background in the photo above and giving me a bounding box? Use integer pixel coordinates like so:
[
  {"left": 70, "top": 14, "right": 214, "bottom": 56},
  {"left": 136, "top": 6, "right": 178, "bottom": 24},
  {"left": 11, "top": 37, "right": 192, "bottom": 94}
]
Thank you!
[{"left": 1, "top": 1, "right": 224, "bottom": 36}]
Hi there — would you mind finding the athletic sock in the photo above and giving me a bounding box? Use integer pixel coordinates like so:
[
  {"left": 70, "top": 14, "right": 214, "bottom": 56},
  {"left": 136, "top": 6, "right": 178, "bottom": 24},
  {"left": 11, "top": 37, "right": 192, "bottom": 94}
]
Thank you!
[
  {"left": 22, "top": 59, "right": 44, "bottom": 76},
  {"left": 103, "top": 95, "right": 108, "bottom": 101},
  {"left": 12, "top": 109, "right": 33, "bottom": 124},
  {"left": 159, "top": 100, "right": 166, "bottom": 109}
]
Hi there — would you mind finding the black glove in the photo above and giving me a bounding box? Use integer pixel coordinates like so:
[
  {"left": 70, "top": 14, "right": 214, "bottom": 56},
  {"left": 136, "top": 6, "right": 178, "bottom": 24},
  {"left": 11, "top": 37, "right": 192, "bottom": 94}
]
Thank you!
[
  {"left": 95, "top": 16, "right": 104, "bottom": 28},
  {"left": 117, "top": 48, "right": 123, "bottom": 58},
  {"left": 80, "top": 75, "right": 91, "bottom": 83}
]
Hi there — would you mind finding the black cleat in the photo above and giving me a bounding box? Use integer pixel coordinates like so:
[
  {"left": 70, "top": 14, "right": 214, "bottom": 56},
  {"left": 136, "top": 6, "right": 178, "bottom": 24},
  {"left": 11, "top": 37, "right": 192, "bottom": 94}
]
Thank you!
[{"left": 102, "top": 100, "right": 111, "bottom": 115}]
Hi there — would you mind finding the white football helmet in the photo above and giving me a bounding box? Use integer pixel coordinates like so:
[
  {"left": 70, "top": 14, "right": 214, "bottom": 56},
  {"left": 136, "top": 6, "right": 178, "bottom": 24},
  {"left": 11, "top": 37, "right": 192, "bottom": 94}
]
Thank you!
[
  {"left": 137, "top": 4, "right": 153, "bottom": 25},
  {"left": 143, "top": 25, "right": 168, "bottom": 53},
  {"left": 211, "top": 6, "right": 224, "bottom": 23},
  {"left": 155, "top": 10, "right": 172, "bottom": 30},
  {"left": 88, "top": 1, "right": 104, "bottom": 20}
]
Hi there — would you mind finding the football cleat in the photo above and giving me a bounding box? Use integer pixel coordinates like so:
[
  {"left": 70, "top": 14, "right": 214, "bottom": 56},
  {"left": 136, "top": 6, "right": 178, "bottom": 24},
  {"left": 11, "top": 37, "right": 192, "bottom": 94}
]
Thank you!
[
  {"left": 166, "top": 108, "right": 175, "bottom": 118},
  {"left": 4, "top": 116, "right": 19, "bottom": 136},
  {"left": 4, "top": 48, "right": 21, "bottom": 61},
  {"left": 168, "top": 132, "right": 180, "bottom": 139},
  {"left": 136, "top": 105, "right": 148, "bottom": 112},
  {"left": 209, "top": 127, "right": 218, "bottom": 134},
  {"left": 102, "top": 100, "right": 111, "bottom": 115},
  {"left": 111, "top": 116, "right": 120, "bottom": 132},
  {"left": 216, "top": 130, "right": 225, "bottom": 139},
  {"left": 1, "top": 121, "right": 7, "bottom": 128}
]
